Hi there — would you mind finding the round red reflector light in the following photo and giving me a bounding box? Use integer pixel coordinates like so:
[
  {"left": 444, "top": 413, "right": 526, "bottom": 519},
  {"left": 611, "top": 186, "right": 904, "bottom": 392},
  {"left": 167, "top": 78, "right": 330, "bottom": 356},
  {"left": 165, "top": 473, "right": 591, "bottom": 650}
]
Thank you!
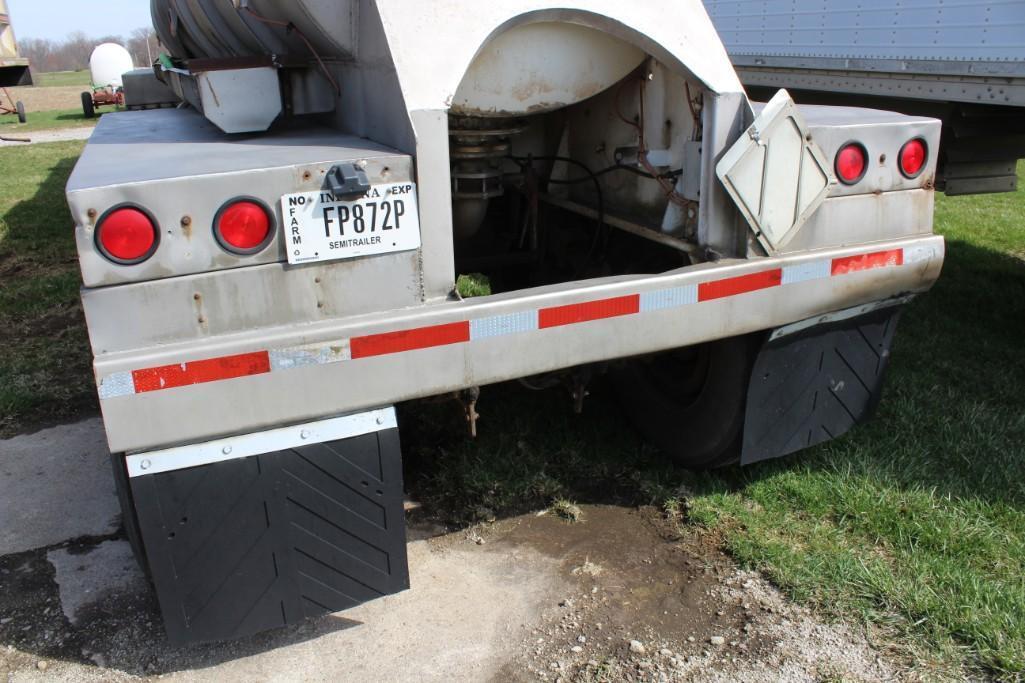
[
  {"left": 96, "top": 206, "right": 158, "bottom": 264},
  {"left": 214, "top": 199, "right": 273, "bottom": 253},
  {"left": 899, "top": 138, "right": 927, "bottom": 178},
  {"left": 835, "top": 143, "right": 867, "bottom": 185}
]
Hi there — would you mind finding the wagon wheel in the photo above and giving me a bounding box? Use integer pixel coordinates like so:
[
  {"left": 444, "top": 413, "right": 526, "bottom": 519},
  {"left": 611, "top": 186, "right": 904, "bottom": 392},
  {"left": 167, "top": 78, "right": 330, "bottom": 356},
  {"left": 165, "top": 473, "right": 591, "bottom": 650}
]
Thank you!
[
  {"left": 15, "top": 101, "right": 25, "bottom": 124},
  {"left": 81, "top": 91, "right": 95, "bottom": 119}
]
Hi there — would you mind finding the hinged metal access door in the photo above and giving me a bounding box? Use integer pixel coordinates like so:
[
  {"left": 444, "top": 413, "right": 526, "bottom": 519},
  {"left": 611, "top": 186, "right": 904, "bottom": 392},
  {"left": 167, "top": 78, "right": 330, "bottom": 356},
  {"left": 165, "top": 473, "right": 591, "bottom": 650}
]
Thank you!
[{"left": 716, "top": 89, "right": 833, "bottom": 252}]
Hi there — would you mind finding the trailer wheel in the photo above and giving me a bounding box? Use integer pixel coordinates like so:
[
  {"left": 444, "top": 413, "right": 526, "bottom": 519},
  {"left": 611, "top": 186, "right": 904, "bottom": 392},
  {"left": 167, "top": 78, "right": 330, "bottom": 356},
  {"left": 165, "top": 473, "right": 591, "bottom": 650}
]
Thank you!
[
  {"left": 15, "top": 101, "right": 25, "bottom": 124},
  {"left": 81, "top": 91, "right": 95, "bottom": 119},
  {"left": 609, "top": 334, "right": 761, "bottom": 469}
]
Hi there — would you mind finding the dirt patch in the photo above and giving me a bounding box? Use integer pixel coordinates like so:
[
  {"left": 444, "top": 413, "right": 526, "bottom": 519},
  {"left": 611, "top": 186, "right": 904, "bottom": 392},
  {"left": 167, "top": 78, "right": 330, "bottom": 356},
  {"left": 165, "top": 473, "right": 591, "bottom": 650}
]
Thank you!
[
  {"left": 481, "top": 505, "right": 901, "bottom": 682},
  {"left": 6, "top": 86, "right": 86, "bottom": 113}
]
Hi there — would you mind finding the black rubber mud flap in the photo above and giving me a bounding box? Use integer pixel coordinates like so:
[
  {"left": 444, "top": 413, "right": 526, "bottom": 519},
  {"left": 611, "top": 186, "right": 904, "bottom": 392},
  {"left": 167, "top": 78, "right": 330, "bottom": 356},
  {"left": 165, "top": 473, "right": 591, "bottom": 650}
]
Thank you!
[
  {"left": 741, "top": 306, "right": 902, "bottom": 465},
  {"left": 128, "top": 428, "right": 409, "bottom": 645}
]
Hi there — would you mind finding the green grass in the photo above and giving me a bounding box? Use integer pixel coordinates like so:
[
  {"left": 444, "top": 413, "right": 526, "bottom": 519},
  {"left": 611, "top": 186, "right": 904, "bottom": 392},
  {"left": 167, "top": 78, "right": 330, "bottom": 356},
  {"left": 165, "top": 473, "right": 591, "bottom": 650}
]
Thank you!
[
  {"left": 1, "top": 108, "right": 100, "bottom": 134},
  {"left": 0, "top": 141, "right": 95, "bottom": 436},
  {"left": 455, "top": 272, "right": 492, "bottom": 297},
  {"left": 32, "top": 71, "right": 91, "bottom": 88},
  {"left": 681, "top": 164, "right": 1025, "bottom": 676}
]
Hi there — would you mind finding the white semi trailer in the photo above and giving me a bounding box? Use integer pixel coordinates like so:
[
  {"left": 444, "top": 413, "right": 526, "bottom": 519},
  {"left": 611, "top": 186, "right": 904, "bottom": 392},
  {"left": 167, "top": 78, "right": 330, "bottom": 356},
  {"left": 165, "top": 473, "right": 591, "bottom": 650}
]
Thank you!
[
  {"left": 704, "top": 0, "right": 1025, "bottom": 194},
  {"left": 65, "top": 0, "right": 944, "bottom": 644}
]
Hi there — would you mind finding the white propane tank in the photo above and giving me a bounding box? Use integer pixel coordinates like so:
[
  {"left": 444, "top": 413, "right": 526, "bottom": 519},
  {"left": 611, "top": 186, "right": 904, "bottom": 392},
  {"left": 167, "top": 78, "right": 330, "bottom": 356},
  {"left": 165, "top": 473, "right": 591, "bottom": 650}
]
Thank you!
[{"left": 89, "top": 43, "right": 134, "bottom": 88}]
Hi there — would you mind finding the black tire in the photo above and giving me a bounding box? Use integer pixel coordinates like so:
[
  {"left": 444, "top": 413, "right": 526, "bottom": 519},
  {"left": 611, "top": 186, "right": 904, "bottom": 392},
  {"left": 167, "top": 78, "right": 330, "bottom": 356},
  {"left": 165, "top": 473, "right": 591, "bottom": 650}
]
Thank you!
[
  {"left": 609, "top": 334, "right": 762, "bottom": 469},
  {"left": 15, "top": 100, "right": 25, "bottom": 124},
  {"left": 81, "top": 91, "right": 95, "bottom": 118}
]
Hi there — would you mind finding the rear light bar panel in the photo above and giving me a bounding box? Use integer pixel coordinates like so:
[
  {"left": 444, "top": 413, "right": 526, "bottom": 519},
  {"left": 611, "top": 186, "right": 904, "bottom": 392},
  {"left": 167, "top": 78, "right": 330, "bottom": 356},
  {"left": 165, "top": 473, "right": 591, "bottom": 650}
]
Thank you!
[
  {"left": 794, "top": 103, "right": 941, "bottom": 198},
  {"left": 66, "top": 109, "right": 414, "bottom": 288}
]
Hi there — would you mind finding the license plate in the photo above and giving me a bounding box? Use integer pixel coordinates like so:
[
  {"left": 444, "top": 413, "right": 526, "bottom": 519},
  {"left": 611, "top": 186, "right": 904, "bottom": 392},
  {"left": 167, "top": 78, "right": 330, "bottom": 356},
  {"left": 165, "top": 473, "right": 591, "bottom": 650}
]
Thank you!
[{"left": 281, "top": 183, "right": 421, "bottom": 265}]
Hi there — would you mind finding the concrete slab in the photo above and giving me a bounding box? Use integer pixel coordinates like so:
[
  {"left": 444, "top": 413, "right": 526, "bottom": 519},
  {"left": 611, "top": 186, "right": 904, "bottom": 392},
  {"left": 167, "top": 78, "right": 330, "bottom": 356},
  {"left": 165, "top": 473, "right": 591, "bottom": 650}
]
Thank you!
[
  {"left": 46, "top": 540, "right": 147, "bottom": 626},
  {"left": 0, "top": 419, "right": 120, "bottom": 555}
]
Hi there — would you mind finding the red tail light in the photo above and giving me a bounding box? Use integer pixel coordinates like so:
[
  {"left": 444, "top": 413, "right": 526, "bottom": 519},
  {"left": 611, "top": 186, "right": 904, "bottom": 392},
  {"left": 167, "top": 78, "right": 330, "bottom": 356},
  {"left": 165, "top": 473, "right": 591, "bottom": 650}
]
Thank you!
[
  {"left": 835, "top": 143, "right": 867, "bottom": 185},
  {"left": 95, "top": 206, "right": 158, "bottom": 264},
  {"left": 214, "top": 198, "right": 273, "bottom": 254},
  {"left": 899, "top": 138, "right": 928, "bottom": 178}
]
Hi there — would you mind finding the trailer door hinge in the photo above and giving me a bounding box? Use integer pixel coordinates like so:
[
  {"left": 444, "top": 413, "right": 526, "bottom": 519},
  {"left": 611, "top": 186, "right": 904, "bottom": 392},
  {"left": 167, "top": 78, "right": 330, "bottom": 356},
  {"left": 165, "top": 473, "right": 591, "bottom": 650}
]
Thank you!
[{"left": 326, "top": 163, "right": 370, "bottom": 198}]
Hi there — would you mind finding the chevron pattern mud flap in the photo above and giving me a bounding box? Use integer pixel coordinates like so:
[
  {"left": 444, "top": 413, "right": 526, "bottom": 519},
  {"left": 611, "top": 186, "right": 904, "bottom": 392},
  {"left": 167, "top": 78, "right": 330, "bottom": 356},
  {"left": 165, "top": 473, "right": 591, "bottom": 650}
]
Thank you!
[
  {"left": 741, "top": 306, "right": 902, "bottom": 465},
  {"left": 129, "top": 428, "right": 409, "bottom": 645}
]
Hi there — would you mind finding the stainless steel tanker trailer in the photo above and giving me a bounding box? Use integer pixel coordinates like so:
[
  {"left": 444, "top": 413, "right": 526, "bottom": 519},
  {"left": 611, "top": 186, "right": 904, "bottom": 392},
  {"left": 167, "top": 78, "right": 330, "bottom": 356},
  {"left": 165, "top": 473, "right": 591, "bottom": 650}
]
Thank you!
[{"left": 64, "top": 0, "right": 944, "bottom": 644}]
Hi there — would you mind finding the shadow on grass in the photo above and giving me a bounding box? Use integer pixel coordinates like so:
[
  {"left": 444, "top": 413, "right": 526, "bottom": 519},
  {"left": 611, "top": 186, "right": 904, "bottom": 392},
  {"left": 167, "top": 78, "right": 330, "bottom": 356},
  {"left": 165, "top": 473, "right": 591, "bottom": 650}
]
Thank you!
[{"left": 0, "top": 149, "right": 96, "bottom": 437}]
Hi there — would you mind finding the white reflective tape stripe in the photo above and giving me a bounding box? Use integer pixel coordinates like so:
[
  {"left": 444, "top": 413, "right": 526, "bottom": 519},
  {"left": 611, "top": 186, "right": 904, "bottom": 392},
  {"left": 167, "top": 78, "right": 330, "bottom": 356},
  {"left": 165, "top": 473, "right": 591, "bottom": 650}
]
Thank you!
[
  {"left": 97, "top": 371, "right": 136, "bottom": 399},
  {"left": 268, "top": 340, "right": 351, "bottom": 371},
  {"left": 125, "top": 407, "right": 397, "bottom": 477},
  {"left": 639, "top": 285, "right": 699, "bottom": 312},
  {"left": 469, "top": 310, "right": 539, "bottom": 340},
  {"left": 903, "top": 245, "right": 937, "bottom": 265},
  {"left": 782, "top": 260, "right": 831, "bottom": 285}
]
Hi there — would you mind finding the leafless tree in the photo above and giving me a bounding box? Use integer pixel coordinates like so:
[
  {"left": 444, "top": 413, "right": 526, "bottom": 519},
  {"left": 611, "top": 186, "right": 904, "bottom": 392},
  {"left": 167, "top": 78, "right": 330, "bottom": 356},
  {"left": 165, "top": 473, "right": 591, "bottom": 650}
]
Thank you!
[{"left": 20, "top": 27, "right": 158, "bottom": 75}]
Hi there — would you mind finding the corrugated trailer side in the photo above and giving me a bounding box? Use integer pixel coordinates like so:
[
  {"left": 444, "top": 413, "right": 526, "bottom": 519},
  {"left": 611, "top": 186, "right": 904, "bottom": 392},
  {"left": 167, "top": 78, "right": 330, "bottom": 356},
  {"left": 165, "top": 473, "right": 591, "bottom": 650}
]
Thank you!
[{"left": 704, "top": 0, "right": 1025, "bottom": 194}]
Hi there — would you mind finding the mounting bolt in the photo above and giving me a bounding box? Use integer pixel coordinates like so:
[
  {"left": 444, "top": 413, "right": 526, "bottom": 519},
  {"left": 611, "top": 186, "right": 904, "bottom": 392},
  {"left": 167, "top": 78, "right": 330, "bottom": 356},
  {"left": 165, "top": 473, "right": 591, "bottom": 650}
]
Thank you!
[
  {"left": 375, "top": 416, "right": 384, "bottom": 425},
  {"left": 140, "top": 459, "right": 151, "bottom": 470},
  {"left": 300, "top": 429, "right": 310, "bottom": 439},
  {"left": 181, "top": 215, "right": 192, "bottom": 227},
  {"left": 87, "top": 208, "right": 97, "bottom": 220},
  {"left": 222, "top": 445, "right": 232, "bottom": 455}
]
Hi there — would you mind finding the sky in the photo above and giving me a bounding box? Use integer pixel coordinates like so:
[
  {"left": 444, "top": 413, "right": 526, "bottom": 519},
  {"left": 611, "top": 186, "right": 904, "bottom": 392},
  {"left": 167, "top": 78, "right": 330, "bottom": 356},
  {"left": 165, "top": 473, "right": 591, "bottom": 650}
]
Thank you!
[{"left": 7, "top": 0, "right": 153, "bottom": 42}]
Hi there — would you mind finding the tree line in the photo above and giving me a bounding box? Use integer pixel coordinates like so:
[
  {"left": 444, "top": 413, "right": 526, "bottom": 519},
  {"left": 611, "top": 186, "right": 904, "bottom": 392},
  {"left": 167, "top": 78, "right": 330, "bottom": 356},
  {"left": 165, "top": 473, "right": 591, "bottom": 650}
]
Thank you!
[{"left": 19, "top": 28, "right": 158, "bottom": 74}]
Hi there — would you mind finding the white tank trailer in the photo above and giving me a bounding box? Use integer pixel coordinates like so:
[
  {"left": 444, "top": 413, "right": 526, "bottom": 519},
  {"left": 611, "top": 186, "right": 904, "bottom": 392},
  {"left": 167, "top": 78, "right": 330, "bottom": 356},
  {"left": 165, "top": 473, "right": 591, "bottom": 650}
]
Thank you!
[
  {"left": 65, "top": 0, "right": 945, "bottom": 644},
  {"left": 89, "top": 42, "right": 134, "bottom": 88}
]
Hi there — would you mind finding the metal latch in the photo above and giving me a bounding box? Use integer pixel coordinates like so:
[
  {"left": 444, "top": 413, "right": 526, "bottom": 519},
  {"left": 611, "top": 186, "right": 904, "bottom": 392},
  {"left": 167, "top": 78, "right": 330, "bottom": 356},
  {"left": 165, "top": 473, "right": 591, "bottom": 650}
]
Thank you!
[{"left": 325, "top": 163, "right": 370, "bottom": 198}]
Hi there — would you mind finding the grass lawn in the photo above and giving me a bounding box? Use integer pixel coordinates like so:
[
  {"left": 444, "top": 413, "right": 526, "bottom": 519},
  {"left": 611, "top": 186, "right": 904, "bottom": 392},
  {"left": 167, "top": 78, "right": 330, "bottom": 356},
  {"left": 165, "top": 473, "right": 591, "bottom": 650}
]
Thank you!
[
  {"left": 32, "top": 71, "right": 91, "bottom": 88},
  {"left": 0, "top": 108, "right": 100, "bottom": 134},
  {"left": 0, "top": 137, "right": 1022, "bottom": 677},
  {"left": 0, "top": 141, "right": 94, "bottom": 436},
  {"left": 683, "top": 166, "right": 1025, "bottom": 676}
]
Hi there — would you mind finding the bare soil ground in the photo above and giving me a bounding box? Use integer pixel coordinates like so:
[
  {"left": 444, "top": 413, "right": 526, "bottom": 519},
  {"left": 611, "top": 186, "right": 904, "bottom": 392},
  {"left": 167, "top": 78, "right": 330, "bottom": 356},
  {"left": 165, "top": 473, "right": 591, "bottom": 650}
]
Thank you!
[{"left": 5, "top": 86, "right": 86, "bottom": 113}]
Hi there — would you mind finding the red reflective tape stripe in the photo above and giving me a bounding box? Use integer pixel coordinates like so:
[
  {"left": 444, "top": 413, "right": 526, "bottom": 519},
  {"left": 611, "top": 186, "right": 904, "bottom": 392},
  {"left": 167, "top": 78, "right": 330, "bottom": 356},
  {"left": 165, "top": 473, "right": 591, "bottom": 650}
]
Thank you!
[
  {"left": 698, "top": 269, "right": 782, "bottom": 302},
  {"left": 350, "top": 321, "right": 470, "bottom": 359},
  {"left": 831, "top": 249, "right": 903, "bottom": 275},
  {"left": 538, "top": 294, "right": 640, "bottom": 329},
  {"left": 131, "top": 351, "right": 270, "bottom": 393}
]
